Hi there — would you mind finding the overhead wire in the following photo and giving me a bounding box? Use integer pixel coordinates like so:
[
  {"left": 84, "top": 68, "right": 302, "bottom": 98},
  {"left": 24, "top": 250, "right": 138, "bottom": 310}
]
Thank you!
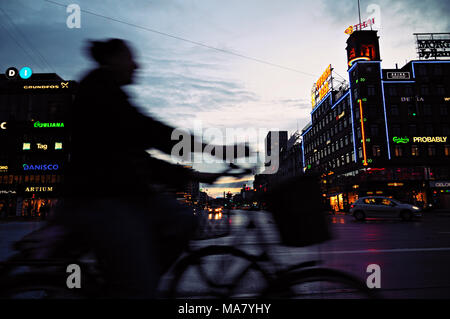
[
  {"left": 0, "top": 7, "right": 55, "bottom": 73},
  {"left": 44, "top": 0, "right": 318, "bottom": 78}
]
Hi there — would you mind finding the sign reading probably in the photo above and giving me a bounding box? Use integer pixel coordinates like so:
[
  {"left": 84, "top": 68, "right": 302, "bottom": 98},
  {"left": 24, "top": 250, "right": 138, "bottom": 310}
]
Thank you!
[
  {"left": 415, "top": 33, "right": 450, "bottom": 59},
  {"left": 413, "top": 136, "right": 447, "bottom": 143},
  {"left": 393, "top": 136, "right": 448, "bottom": 143}
]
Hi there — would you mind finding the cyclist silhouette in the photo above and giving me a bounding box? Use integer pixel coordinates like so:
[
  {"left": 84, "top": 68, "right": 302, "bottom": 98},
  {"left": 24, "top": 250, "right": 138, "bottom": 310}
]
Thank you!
[{"left": 57, "top": 39, "right": 249, "bottom": 298}]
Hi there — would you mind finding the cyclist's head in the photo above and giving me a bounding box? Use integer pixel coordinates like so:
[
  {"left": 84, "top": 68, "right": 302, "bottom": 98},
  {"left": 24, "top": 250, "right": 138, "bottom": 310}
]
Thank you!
[{"left": 88, "top": 38, "right": 138, "bottom": 85}]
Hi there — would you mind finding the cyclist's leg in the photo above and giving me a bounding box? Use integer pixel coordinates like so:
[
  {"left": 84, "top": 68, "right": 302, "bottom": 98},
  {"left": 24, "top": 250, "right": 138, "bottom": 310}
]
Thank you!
[{"left": 63, "top": 198, "right": 162, "bottom": 298}]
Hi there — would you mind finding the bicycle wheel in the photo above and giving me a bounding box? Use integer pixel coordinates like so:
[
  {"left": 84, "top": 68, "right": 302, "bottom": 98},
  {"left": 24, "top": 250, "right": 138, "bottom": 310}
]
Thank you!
[
  {"left": 262, "top": 268, "right": 380, "bottom": 299},
  {"left": 164, "top": 245, "right": 271, "bottom": 298}
]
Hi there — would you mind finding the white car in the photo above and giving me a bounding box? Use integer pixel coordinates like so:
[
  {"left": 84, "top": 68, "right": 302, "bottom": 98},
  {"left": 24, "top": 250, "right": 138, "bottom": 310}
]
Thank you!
[{"left": 349, "top": 196, "right": 422, "bottom": 221}]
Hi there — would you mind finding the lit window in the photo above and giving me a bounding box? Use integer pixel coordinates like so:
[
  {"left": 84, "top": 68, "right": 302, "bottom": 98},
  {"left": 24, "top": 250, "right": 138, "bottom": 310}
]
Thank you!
[
  {"left": 445, "top": 145, "right": 450, "bottom": 156},
  {"left": 394, "top": 145, "right": 403, "bottom": 157},
  {"left": 411, "top": 145, "right": 419, "bottom": 157},
  {"left": 428, "top": 145, "right": 436, "bottom": 157},
  {"left": 372, "top": 145, "right": 381, "bottom": 157}
]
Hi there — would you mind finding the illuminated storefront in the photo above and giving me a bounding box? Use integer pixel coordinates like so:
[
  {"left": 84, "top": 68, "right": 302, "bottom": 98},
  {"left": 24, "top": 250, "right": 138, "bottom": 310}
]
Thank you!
[
  {"left": 302, "top": 30, "right": 450, "bottom": 211},
  {"left": 0, "top": 72, "right": 75, "bottom": 218}
]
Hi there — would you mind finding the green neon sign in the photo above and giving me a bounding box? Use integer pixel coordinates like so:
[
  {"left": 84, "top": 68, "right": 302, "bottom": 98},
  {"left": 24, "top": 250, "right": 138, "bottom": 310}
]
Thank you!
[
  {"left": 33, "top": 121, "right": 64, "bottom": 128},
  {"left": 393, "top": 136, "right": 410, "bottom": 144}
]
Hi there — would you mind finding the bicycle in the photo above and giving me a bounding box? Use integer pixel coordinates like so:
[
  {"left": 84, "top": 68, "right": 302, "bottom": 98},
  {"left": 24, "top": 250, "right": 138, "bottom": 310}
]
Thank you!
[
  {"left": 162, "top": 209, "right": 379, "bottom": 299},
  {"left": 0, "top": 164, "right": 251, "bottom": 299}
]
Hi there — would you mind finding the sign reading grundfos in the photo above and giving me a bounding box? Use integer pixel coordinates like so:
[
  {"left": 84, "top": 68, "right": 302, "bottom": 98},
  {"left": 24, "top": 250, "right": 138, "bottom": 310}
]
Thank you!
[{"left": 23, "top": 164, "right": 59, "bottom": 171}]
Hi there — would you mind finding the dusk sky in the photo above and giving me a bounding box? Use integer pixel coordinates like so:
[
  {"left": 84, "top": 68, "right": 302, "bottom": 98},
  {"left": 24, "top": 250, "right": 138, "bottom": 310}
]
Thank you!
[{"left": 1, "top": 0, "right": 449, "bottom": 196}]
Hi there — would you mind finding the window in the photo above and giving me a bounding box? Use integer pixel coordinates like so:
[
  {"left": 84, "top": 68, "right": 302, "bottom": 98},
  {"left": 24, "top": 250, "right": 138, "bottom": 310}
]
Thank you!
[
  {"left": 368, "top": 85, "right": 376, "bottom": 96},
  {"left": 372, "top": 145, "right": 381, "bottom": 157},
  {"left": 405, "top": 86, "right": 414, "bottom": 96},
  {"left": 411, "top": 145, "right": 419, "bottom": 157},
  {"left": 418, "top": 65, "right": 426, "bottom": 76},
  {"left": 392, "top": 124, "right": 401, "bottom": 137},
  {"left": 443, "top": 124, "right": 450, "bottom": 136},
  {"left": 388, "top": 86, "right": 397, "bottom": 96},
  {"left": 445, "top": 145, "right": 450, "bottom": 156},
  {"left": 379, "top": 198, "right": 394, "bottom": 206},
  {"left": 437, "top": 85, "right": 445, "bottom": 95},
  {"left": 358, "top": 147, "right": 363, "bottom": 159},
  {"left": 440, "top": 104, "right": 448, "bottom": 116},
  {"left": 357, "top": 127, "right": 362, "bottom": 139},
  {"left": 428, "top": 145, "right": 436, "bottom": 157},
  {"left": 370, "top": 124, "right": 379, "bottom": 136},
  {"left": 408, "top": 104, "right": 418, "bottom": 116},
  {"left": 364, "top": 198, "right": 376, "bottom": 204},
  {"left": 394, "top": 145, "right": 403, "bottom": 157},
  {"left": 408, "top": 124, "right": 417, "bottom": 136},
  {"left": 423, "top": 104, "right": 432, "bottom": 116},
  {"left": 391, "top": 105, "right": 399, "bottom": 116},
  {"left": 425, "top": 124, "right": 434, "bottom": 136},
  {"left": 420, "top": 85, "right": 430, "bottom": 95}
]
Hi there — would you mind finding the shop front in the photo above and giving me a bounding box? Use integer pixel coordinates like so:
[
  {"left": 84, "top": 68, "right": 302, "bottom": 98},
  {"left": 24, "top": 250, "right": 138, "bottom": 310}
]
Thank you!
[{"left": 429, "top": 181, "right": 450, "bottom": 209}]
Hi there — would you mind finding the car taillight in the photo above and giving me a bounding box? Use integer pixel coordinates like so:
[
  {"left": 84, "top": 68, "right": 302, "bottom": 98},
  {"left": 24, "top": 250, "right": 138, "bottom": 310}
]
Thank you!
[{"left": 350, "top": 204, "right": 355, "bottom": 208}]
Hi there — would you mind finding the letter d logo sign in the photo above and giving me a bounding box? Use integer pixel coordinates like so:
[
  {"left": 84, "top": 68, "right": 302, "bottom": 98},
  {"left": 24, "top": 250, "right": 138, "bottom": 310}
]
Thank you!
[{"left": 6, "top": 67, "right": 18, "bottom": 80}]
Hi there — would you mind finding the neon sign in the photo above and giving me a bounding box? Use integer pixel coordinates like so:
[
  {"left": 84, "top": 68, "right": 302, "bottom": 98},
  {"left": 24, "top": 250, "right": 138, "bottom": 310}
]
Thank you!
[
  {"left": 0, "top": 165, "right": 7, "bottom": 172},
  {"left": 311, "top": 64, "right": 332, "bottom": 108},
  {"left": 33, "top": 121, "right": 64, "bottom": 128},
  {"left": 359, "top": 99, "right": 368, "bottom": 166},
  {"left": 348, "top": 56, "right": 371, "bottom": 67},
  {"left": 37, "top": 143, "right": 48, "bottom": 150},
  {"left": 25, "top": 186, "right": 54, "bottom": 192},
  {"left": 23, "top": 143, "right": 31, "bottom": 150},
  {"left": 23, "top": 164, "right": 59, "bottom": 171},
  {"left": 393, "top": 137, "right": 410, "bottom": 144},
  {"left": 415, "top": 33, "right": 450, "bottom": 59},
  {"left": 55, "top": 142, "right": 63, "bottom": 150},
  {"left": 0, "top": 122, "right": 6, "bottom": 130},
  {"left": 345, "top": 18, "right": 376, "bottom": 35},
  {"left": 23, "top": 82, "right": 71, "bottom": 90},
  {"left": 413, "top": 136, "right": 448, "bottom": 143},
  {"left": 387, "top": 72, "right": 410, "bottom": 80}
]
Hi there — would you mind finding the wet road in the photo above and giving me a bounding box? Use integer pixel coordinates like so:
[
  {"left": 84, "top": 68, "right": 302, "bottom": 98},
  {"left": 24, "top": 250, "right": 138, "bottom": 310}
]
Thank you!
[{"left": 2, "top": 210, "right": 450, "bottom": 298}]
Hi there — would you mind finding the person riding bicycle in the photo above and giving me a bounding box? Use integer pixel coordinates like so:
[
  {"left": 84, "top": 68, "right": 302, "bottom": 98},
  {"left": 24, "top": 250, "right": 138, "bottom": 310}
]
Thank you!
[{"left": 57, "top": 38, "right": 250, "bottom": 298}]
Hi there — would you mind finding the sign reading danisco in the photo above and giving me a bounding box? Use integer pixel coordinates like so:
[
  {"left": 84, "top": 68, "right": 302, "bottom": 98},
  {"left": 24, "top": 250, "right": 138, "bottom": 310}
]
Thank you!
[{"left": 23, "top": 164, "right": 59, "bottom": 171}]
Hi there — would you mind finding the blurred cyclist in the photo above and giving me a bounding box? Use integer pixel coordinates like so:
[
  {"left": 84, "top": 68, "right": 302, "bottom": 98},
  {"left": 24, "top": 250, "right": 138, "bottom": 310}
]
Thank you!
[{"left": 59, "top": 39, "right": 248, "bottom": 298}]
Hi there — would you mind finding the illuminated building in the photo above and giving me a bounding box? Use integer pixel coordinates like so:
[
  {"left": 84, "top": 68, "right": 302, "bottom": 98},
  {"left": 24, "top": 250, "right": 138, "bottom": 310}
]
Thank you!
[
  {"left": 302, "top": 30, "right": 450, "bottom": 211},
  {"left": 0, "top": 73, "right": 76, "bottom": 217}
]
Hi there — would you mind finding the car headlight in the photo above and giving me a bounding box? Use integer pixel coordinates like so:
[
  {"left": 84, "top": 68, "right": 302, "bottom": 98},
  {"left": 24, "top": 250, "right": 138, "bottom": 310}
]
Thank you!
[{"left": 412, "top": 206, "right": 420, "bottom": 210}]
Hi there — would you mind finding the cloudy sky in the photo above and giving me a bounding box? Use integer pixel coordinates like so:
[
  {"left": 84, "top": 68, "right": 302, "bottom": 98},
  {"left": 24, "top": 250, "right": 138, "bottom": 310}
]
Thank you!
[{"left": 1, "top": 0, "right": 449, "bottom": 196}]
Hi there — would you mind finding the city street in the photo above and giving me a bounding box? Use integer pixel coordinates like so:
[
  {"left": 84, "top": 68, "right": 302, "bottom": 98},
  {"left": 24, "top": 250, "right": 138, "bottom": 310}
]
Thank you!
[{"left": 2, "top": 209, "right": 450, "bottom": 298}]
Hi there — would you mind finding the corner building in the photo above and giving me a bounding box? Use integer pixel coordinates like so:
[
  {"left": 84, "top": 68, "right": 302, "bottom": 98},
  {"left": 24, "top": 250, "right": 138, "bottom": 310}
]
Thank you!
[{"left": 302, "top": 30, "right": 450, "bottom": 211}]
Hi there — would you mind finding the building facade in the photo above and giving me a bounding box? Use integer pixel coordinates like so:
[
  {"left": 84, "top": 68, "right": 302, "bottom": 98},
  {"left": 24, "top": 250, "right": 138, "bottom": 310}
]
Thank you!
[
  {"left": 0, "top": 73, "right": 76, "bottom": 217},
  {"left": 302, "top": 30, "right": 450, "bottom": 211}
]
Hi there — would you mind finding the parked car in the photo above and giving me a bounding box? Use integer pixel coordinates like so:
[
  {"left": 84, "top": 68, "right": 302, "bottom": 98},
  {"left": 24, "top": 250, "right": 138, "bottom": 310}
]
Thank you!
[{"left": 349, "top": 196, "right": 422, "bottom": 221}]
